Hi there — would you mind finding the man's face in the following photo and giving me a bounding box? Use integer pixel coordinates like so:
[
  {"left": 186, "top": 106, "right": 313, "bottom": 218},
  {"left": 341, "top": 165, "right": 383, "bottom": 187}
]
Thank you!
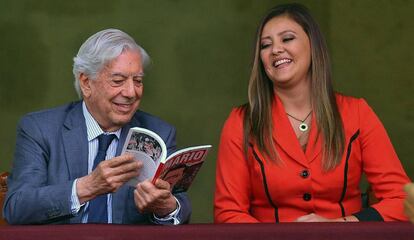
[{"left": 81, "top": 50, "right": 144, "bottom": 132}]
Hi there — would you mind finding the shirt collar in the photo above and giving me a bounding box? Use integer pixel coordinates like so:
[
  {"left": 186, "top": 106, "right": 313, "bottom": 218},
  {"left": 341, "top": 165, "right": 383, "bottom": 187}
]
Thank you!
[{"left": 82, "top": 101, "right": 121, "bottom": 141}]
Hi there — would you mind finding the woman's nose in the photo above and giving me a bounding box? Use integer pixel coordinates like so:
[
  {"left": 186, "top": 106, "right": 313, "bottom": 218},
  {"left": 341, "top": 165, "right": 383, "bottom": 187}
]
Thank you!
[{"left": 272, "top": 44, "right": 284, "bottom": 55}]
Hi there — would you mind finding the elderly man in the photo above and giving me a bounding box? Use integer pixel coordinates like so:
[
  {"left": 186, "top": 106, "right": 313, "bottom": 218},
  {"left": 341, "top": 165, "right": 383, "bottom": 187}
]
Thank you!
[{"left": 3, "top": 29, "right": 190, "bottom": 225}]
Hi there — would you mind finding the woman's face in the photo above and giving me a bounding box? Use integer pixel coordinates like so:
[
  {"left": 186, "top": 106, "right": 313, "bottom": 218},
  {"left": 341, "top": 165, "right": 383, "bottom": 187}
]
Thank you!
[{"left": 260, "top": 16, "right": 311, "bottom": 89}]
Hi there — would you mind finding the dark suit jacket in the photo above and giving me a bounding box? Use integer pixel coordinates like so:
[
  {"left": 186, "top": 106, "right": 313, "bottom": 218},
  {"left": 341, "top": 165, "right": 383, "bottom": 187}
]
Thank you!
[{"left": 3, "top": 101, "right": 191, "bottom": 224}]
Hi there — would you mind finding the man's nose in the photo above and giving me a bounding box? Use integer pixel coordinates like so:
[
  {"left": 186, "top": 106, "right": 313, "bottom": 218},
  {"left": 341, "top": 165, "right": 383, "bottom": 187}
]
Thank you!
[{"left": 121, "top": 78, "right": 136, "bottom": 97}]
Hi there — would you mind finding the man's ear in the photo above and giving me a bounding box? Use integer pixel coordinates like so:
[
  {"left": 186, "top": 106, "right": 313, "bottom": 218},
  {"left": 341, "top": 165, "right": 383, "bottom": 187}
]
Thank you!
[{"left": 79, "top": 73, "right": 91, "bottom": 98}]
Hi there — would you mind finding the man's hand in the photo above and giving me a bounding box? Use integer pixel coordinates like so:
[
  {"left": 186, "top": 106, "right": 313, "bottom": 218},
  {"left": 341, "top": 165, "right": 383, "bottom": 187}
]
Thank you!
[
  {"left": 76, "top": 154, "right": 142, "bottom": 203},
  {"left": 295, "top": 213, "right": 358, "bottom": 222},
  {"left": 134, "top": 179, "right": 177, "bottom": 217}
]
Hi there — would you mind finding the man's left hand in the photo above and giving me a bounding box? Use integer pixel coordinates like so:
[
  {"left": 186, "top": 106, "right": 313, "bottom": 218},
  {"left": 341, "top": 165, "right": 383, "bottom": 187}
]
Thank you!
[{"left": 134, "top": 179, "right": 177, "bottom": 217}]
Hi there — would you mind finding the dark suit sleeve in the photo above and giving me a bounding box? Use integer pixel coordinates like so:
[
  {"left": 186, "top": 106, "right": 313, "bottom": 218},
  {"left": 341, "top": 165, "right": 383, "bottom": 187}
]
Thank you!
[{"left": 3, "top": 115, "right": 74, "bottom": 224}]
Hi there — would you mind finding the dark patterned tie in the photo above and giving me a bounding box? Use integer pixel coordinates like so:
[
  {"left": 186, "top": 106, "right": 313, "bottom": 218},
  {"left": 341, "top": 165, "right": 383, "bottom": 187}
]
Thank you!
[{"left": 88, "top": 134, "right": 116, "bottom": 223}]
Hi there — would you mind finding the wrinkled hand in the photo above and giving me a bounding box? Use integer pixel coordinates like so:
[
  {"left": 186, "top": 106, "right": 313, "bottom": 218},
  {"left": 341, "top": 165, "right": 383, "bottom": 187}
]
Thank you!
[
  {"left": 134, "top": 179, "right": 177, "bottom": 217},
  {"left": 77, "top": 154, "right": 142, "bottom": 203}
]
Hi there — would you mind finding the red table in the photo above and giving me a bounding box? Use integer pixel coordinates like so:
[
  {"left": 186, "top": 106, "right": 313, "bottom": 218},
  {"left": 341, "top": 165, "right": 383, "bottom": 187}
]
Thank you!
[{"left": 0, "top": 222, "right": 413, "bottom": 240}]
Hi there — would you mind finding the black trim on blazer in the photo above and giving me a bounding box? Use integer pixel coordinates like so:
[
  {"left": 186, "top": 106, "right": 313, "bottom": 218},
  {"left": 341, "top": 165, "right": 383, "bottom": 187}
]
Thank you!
[
  {"left": 339, "top": 129, "right": 360, "bottom": 217},
  {"left": 250, "top": 144, "right": 279, "bottom": 223}
]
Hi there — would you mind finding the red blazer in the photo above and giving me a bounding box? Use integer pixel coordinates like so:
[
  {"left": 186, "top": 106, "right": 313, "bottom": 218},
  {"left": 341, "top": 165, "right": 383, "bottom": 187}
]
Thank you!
[{"left": 214, "top": 94, "right": 410, "bottom": 222}]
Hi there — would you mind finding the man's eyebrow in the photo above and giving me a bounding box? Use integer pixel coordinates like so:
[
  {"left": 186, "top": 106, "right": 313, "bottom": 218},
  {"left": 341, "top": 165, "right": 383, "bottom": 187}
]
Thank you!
[
  {"left": 110, "top": 72, "right": 145, "bottom": 77},
  {"left": 135, "top": 72, "right": 145, "bottom": 77}
]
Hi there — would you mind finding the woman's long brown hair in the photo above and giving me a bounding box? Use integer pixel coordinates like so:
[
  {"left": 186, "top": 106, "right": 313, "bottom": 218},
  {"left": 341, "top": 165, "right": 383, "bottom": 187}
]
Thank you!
[{"left": 244, "top": 3, "right": 345, "bottom": 170}]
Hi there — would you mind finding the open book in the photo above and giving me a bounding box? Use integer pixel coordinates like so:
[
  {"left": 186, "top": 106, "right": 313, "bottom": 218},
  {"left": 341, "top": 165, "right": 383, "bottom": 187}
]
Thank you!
[{"left": 122, "top": 127, "right": 211, "bottom": 193}]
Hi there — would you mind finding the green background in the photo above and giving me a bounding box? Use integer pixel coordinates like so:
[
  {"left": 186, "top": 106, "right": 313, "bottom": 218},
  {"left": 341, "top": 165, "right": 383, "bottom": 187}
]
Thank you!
[{"left": 1, "top": 0, "right": 413, "bottom": 223}]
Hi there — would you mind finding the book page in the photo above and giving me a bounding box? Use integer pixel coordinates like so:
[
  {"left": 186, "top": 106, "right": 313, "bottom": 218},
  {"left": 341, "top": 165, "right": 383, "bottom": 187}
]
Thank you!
[{"left": 123, "top": 128, "right": 167, "bottom": 186}]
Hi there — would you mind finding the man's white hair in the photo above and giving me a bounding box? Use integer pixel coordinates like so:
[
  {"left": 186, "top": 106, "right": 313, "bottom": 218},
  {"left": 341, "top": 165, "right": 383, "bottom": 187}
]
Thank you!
[{"left": 72, "top": 28, "right": 150, "bottom": 98}]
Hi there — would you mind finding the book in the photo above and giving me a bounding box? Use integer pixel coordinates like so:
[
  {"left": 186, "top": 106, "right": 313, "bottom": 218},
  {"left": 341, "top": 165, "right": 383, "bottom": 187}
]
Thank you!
[{"left": 122, "top": 127, "right": 211, "bottom": 193}]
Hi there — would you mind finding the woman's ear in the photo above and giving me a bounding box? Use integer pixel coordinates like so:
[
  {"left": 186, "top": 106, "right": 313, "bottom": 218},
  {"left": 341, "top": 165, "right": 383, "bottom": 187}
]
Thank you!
[{"left": 79, "top": 73, "right": 91, "bottom": 98}]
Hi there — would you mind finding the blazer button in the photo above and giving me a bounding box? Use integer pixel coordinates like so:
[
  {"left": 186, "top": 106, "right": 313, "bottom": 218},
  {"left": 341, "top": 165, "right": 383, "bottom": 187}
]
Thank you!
[
  {"left": 303, "top": 193, "right": 312, "bottom": 201},
  {"left": 300, "top": 170, "right": 310, "bottom": 178}
]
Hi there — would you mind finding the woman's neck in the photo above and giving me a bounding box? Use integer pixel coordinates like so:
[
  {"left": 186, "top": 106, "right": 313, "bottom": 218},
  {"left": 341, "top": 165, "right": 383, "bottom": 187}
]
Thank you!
[{"left": 275, "top": 80, "right": 312, "bottom": 117}]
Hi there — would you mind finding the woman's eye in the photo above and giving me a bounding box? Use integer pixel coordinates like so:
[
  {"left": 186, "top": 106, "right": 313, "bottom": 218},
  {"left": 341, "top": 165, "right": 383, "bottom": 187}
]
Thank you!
[
  {"left": 283, "top": 37, "right": 294, "bottom": 42},
  {"left": 260, "top": 43, "right": 271, "bottom": 49}
]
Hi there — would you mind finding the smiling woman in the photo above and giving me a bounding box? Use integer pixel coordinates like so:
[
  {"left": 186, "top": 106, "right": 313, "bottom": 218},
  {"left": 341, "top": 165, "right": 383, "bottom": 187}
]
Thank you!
[
  {"left": 259, "top": 16, "right": 311, "bottom": 90},
  {"left": 214, "top": 3, "right": 410, "bottom": 223}
]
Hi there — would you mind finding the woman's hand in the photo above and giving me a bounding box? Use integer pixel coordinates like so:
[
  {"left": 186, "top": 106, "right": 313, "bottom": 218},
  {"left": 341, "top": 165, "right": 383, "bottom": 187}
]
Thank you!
[
  {"left": 295, "top": 213, "right": 358, "bottom": 222},
  {"left": 295, "top": 213, "right": 330, "bottom": 222}
]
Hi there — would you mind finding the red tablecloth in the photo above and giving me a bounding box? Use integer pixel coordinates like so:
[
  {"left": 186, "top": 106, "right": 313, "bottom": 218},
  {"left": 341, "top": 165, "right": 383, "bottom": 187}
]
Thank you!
[{"left": 0, "top": 222, "right": 413, "bottom": 240}]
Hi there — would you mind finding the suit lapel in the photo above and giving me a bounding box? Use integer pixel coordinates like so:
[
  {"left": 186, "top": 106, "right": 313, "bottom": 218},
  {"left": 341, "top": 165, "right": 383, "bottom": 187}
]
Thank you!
[
  {"left": 272, "top": 95, "right": 308, "bottom": 167},
  {"left": 62, "top": 102, "right": 89, "bottom": 180},
  {"left": 61, "top": 102, "right": 88, "bottom": 224}
]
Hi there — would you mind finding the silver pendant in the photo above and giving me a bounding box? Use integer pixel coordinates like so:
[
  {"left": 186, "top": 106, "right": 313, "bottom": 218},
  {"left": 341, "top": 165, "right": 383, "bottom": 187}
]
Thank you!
[{"left": 299, "top": 123, "right": 308, "bottom": 132}]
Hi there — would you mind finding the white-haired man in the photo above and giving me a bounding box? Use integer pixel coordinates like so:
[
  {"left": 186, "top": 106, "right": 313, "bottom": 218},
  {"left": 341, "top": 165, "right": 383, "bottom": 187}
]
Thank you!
[{"left": 4, "top": 29, "right": 190, "bottom": 225}]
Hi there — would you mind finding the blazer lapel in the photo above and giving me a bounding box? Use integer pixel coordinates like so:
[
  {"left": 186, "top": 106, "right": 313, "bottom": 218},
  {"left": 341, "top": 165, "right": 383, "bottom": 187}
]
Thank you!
[
  {"left": 62, "top": 102, "right": 89, "bottom": 180},
  {"left": 272, "top": 95, "right": 308, "bottom": 167},
  {"left": 61, "top": 102, "right": 88, "bottom": 224},
  {"left": 305, "top": 113, "right": 322, "bottom": 163}
]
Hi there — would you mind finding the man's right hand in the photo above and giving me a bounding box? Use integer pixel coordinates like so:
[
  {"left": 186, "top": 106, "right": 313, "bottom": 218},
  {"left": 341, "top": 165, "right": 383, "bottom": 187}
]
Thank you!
[{"left": 76, "top": 154, "right": 142, "bottom": 203}]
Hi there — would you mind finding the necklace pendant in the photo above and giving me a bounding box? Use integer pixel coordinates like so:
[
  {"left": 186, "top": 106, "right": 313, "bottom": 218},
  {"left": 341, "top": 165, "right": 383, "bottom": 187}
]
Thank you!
[{"left": 299, "top": 123, "right": 308, "bottom": 132}]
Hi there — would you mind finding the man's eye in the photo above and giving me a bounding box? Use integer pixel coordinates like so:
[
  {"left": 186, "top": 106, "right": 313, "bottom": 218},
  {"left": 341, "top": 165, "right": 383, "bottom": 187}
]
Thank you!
[
  {"left": 111, "top": 79, "right": 124, "bottom": 86},
  {"left": 134, "top": 79, "right": 143, "bottom": 86}
]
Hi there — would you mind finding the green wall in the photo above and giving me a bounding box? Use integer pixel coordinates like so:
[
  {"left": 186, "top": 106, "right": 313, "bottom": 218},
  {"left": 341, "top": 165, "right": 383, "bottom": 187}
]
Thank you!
[{"left": 1, "top": 0, "right": 413, "bottom": 223}]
